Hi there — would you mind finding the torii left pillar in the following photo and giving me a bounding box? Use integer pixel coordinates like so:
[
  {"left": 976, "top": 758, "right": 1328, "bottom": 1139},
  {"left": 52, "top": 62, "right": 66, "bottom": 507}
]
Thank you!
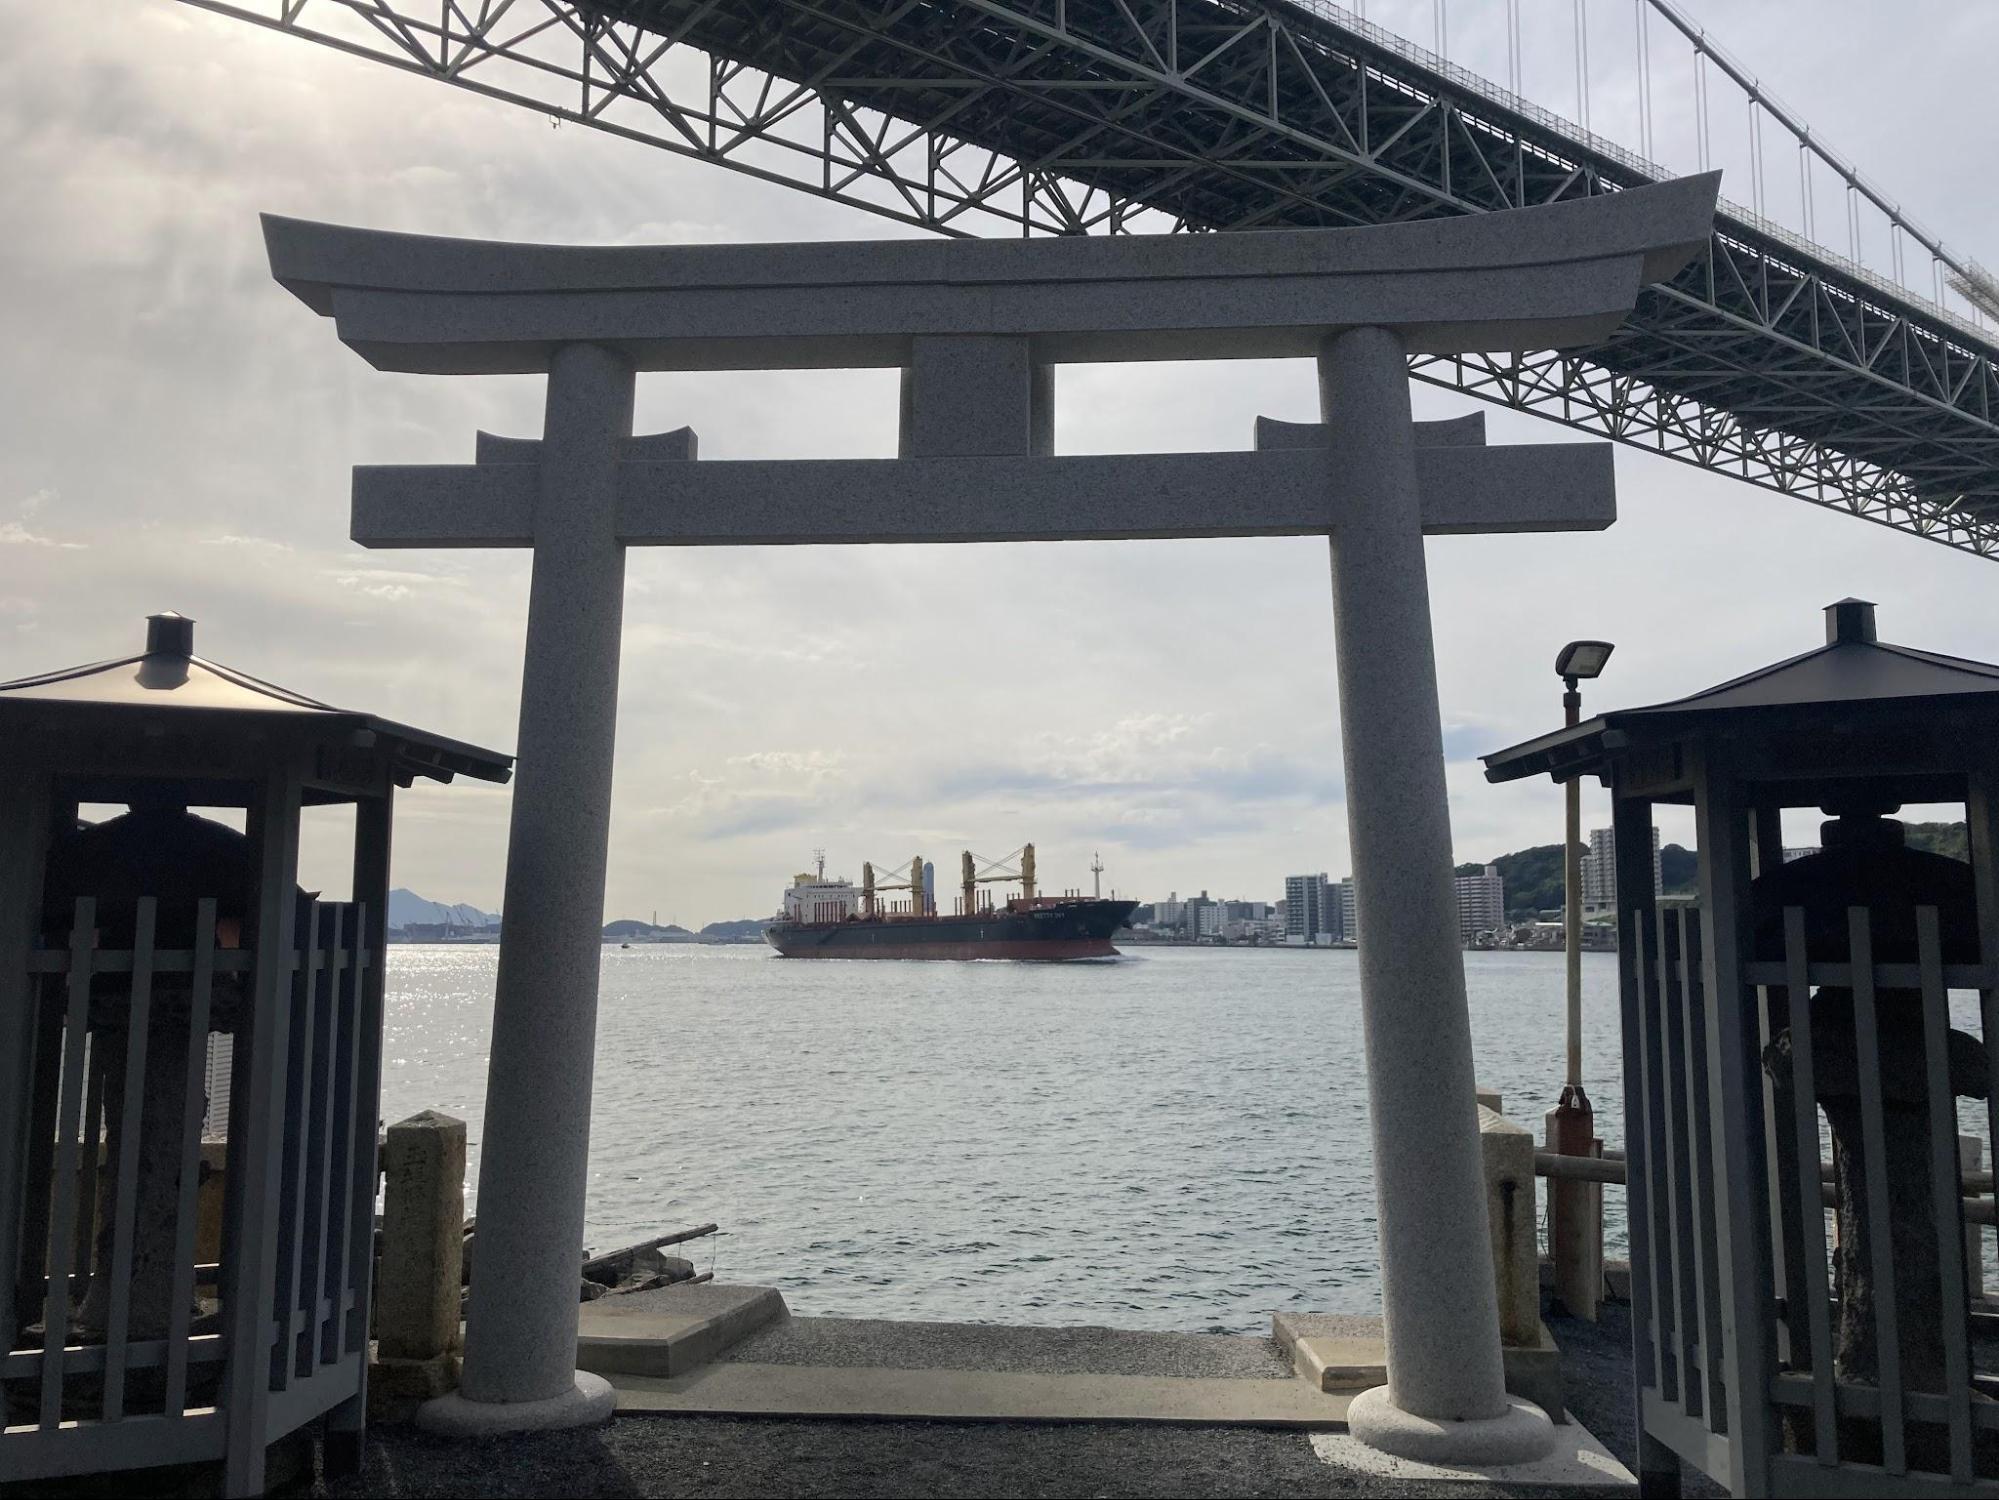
[{"left": 427, "top": 343, "right": 634, "bottom": 1429}]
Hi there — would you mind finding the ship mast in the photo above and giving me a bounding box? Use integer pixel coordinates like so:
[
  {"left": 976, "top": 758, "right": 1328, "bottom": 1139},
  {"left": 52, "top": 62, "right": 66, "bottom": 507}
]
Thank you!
[{"left": 1090, "top": 852, "right": 1104, "bottom": 899}]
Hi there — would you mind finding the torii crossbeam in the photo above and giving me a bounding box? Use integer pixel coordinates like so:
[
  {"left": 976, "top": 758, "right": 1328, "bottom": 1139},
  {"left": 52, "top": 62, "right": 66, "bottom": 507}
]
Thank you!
[{"left": 266, "top": 172, "right": 1717, "bottom": 1462}]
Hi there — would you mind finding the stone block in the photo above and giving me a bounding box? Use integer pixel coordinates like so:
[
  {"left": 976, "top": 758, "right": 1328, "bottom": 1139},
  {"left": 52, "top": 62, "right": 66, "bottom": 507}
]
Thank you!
[
  {"left": 369, "top": 1350, "right": 462, "bottom": 1424},
  {"left": 1273, "top": 1312, "right": 1386, "bottom": 1392},
  {"left": 1501, "top": 1320, "right": 1565, "bottom": 1424},
  {"left": 375, "top": 1109, "right": 466, "bottom": 1363},
  {"left": 1274, "top": 1309, "right": 1562, "bottom": 1422},
  {"left": 575, "top": 1282, "right": 788, "bottom": 1378},
  {"left": 1478, "top": 1105, "right": 1540, "bottom": 1348}
]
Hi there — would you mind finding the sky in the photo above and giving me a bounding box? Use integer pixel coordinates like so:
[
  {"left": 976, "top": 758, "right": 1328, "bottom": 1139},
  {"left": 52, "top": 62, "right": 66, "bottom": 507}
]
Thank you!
[{"left": 1, "top": 0, "right": 1994, "bottom": 927}]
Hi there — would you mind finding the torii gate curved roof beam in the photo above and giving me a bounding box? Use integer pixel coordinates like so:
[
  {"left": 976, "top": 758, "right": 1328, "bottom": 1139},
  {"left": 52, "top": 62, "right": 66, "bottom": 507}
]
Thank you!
[{"left": 264, "top": 172, "right": 1718, "bottom": 374}]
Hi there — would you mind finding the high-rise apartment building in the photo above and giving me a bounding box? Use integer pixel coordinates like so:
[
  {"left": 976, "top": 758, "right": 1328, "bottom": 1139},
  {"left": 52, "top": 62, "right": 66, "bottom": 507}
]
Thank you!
[
  {"left": 1283, "top": 873, "right": 1328, "bottom": 944},
  {"left": 1338, "top": 877, "right": 1358, "bottom": 946},
  {"left": 1580, "top": 826, "right": 1662, "bottom": 912},
  {"left": 1183, "top": 891, "right": 1220, "bottom": 940},
  {"left": 204, "top": 1034, "right": 234, "bottom": 1138},
  {"left": 1453, "top": 865, "right": 1505, "bottom": 941}
]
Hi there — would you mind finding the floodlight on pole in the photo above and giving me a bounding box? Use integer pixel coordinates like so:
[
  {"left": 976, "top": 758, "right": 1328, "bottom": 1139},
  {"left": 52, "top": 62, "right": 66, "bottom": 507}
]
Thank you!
[
  {"left": 1555, "top": 639, "right": 1614, "bottom": 682},
  {"left": 1550, "top": 636, "right": 1612, "bottom": 1321}
]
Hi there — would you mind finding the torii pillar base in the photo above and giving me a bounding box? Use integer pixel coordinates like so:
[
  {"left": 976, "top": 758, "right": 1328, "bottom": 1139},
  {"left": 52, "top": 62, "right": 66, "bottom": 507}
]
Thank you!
[
  {"left": 1347, "top": 1389, "right": 1558, "bottom": 1467},
  {"left": 416, "top": 1373, "right": 616, "bottom": 1438}
]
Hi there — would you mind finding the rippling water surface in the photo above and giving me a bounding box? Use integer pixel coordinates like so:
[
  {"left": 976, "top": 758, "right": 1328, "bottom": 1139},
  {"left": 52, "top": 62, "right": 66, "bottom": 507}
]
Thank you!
[{"left": 381, "top": 944, "right": 1634, "bottom": 1334}]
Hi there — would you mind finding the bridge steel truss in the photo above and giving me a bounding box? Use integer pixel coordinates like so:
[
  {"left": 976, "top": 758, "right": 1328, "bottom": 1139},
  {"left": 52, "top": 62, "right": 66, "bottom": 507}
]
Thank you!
[{"left": 182, "top": 0, "right": 1999, "bottom": 558}]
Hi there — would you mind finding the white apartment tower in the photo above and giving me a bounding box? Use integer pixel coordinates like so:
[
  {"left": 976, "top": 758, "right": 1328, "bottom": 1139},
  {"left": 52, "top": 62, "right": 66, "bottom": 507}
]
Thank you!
[
  {"left": 1580, "top": 826, "right": 1662, "bottom": 912},
  {"left": 1284, "top": 873, "right": 1331, "bottom": 944},
  {"left": 1453, "top": 865, "right": 1505, "bottom": 941}
]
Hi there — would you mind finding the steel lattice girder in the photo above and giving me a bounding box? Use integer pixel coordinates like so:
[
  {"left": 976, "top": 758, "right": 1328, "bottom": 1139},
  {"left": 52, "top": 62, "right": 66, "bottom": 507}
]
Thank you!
[{"left": 177, "top": 0, "right": 1999, "bottom": 557}]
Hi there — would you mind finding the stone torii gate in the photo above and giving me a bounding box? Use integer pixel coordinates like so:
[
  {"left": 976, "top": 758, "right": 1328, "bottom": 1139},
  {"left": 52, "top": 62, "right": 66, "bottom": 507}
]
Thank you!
[{"left": 266, "top": 172, "right": 1716, "bottom": 1462}]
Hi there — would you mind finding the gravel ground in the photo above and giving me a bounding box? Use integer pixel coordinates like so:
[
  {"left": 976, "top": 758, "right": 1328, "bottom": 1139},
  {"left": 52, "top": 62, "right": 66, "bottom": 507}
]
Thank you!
[
  {"left": 285, "top": 1295, "right": 1678, "bottom": 1498},
  {"left": 312, "top": 1416, "right": 1622, "bottom": 1499},
  {"left": 717, "top": 1317, "right": 1294, "bottom": 1381},
  {"left": 1545, "top": 1296, "right": 1724, "bottom": 1499}
]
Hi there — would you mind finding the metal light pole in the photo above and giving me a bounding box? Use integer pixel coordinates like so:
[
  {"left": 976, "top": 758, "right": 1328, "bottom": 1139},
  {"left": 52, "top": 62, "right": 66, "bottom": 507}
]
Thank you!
[{"left": 1548, "top": 638, "right": 1611, "bottom": 1321}]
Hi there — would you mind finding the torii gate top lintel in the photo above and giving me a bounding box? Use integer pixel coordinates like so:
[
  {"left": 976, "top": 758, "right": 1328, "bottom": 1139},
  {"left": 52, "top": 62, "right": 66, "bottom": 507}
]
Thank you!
[{"left": 263, "top": 172, "right": 1718, "bottom": 375}]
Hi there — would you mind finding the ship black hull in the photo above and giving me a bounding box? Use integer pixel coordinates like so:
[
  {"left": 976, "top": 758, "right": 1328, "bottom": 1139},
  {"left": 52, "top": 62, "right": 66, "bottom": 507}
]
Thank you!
[{"left": 765, "top": 898, "right": 1137, "bottom": 960}]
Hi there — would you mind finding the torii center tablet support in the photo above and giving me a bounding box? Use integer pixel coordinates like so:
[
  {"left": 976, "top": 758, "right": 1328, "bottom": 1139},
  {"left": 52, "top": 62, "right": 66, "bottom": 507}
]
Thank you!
[{"left": 266, "top": 173, "right": 1717, "bottom": 1461}]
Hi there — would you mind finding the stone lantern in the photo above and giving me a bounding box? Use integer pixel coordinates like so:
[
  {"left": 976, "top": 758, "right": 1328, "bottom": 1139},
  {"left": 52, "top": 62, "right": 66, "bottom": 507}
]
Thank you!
[
  {"left": 1482, "top": 600, "right": 1999, "bottom": 1496},
  {"left": 0, "top": 613, "right": 510, "bottom": 1496}
]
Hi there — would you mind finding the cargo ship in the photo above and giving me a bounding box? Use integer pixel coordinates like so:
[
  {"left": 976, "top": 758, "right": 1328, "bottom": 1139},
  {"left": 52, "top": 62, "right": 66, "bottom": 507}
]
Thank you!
[{"left": 763, "top": 845, "right": 1136, "bottom": 960}]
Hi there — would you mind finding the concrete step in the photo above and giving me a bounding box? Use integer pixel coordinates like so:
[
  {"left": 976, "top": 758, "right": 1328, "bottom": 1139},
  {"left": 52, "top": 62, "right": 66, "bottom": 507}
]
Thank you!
[
  {"left": 575, "top": 1282, "right": 788, "bottom": 1378},
  {"left": 1270, "top": 1310, "right": 1564, "bottom": 1422},
  {"left": 612, "top": 1361, "right": 1354, "bottom": 1428},
  {"left": 1271, "top": 1313, "right": 1386, "bottom": 1392}
]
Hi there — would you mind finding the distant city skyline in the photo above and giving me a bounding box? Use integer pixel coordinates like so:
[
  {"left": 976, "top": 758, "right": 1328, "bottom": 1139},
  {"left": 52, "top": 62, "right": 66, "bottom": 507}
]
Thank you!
[{"left": 4, "top": 2, "right": 1995, "bottom": 928}]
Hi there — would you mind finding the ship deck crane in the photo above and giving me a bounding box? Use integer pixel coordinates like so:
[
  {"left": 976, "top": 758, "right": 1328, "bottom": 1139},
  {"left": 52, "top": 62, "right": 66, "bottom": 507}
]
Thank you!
[
  {"left": 861, "top": 855, "right": 927, "bottom": 917},
  {"left": 960, "top": 844, "right": 1036, "bottom": 914}
]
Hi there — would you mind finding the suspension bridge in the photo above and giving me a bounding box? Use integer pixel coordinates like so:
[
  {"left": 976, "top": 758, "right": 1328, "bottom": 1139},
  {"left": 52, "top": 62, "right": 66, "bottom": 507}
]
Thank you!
[{"left": 179, "top": 0, "right": 1999, "bottom": 557}]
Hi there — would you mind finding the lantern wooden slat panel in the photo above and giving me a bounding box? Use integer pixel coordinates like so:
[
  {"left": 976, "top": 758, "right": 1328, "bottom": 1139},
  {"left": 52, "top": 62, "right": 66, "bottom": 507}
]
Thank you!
[
  {"left": 71, "top": 1047, "right": 103, "bottom": 1320},
  {"left": 102, "top": 898, "right": 157, "bottom": 1423},
  {"left": 1632, "top": 898, "right": 1999, "bottom": 1491},
  {"left": 1622, "top": 888, "right": 1665, "bottom": 1398},
  {"left": 1780, "top": 906, "right": 1839, "bottom": 1468},
  {"left": 1659, "top": 909, "right": 1706, "bottom": 1423},
  {"left": 1845, "top": 909, "right": 1907, "bottom": 1475},
  {"left": 1918, "top": 908, "right": 1976, "bottom": 1484},
  {"left": 1682, "top": 907, "right": 1732, "bottom": 1431},
  {"left": 309, "top": 905, "right": 346, "bottom": 1373},
  {"left": 3, "top": 897, "right": 376, "bottom": 1484},
  {"left": 274, "top": 897, "right": 319, "bottom": 1392},
  {"left": 4, "top": 1331, "right": 227, "bottom": 1377},
  {"left": 164, "top": 900, "right": 218, "bottom": 1419},
  {"left": 40, "top": 900, "right": 96, "bottom": 1426},
  {"left": 326, "top": 902, "right": 365, "bottom": 1371}
]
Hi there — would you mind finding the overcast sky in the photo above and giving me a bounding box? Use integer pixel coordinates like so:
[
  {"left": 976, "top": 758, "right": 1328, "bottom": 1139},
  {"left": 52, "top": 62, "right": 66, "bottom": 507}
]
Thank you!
[{"left": 2, "top": 0, "right": 1994, "bottom": 926}]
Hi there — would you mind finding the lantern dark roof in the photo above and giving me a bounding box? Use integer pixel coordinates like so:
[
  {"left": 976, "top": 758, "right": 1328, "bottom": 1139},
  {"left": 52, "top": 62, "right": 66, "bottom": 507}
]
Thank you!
[
  {"left": 0, "top": 613, "right": 512, "bottom": 788},
  {"left": 1483, "top": 600, "right": 1999, "bottom": 785}
]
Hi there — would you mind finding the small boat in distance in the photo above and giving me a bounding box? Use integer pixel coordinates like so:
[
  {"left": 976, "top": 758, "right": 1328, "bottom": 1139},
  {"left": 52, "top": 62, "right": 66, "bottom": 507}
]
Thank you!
[{"left": 764, "top": 845, "right": 1136, "bottom": 960}]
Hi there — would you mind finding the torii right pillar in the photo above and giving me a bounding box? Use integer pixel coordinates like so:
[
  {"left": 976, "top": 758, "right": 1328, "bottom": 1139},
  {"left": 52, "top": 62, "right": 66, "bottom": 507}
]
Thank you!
[{"left": 1321, "top": 324, "right": 1546, "bottom": 1459}]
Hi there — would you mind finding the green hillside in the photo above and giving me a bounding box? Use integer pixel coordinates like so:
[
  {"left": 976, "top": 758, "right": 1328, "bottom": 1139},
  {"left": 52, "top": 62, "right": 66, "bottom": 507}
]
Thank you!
[{"left": 1462, "top": 820, "right": 1967, "bottom": 921}]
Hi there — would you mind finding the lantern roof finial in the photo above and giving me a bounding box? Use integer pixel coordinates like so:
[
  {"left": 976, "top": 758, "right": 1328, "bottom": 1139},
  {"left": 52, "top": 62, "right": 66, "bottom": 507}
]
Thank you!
[
  {"left": 1825, "top": 598, "right": 1877, "bottom": 645},
  {"left": 145, "top": 611, "right": 195, "bottom": 659}
]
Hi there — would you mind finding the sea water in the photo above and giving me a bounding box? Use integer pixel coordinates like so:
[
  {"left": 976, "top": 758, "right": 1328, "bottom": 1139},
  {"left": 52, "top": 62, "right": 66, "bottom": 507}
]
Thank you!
[{"left": 381, "top": 944, "right": 1644, "bottom": 1333}]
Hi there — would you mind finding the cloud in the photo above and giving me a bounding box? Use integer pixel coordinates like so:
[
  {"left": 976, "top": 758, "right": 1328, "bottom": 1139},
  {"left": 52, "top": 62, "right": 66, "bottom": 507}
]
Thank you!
[
  {"left": 731, "top": 749, "right": 845, "bottom": 780},
  {"left": 330, "top": 567, "right": 463, "bottom": 601},
  {"left": 0, "top": 521, "right": 84, "bottom": 549}
]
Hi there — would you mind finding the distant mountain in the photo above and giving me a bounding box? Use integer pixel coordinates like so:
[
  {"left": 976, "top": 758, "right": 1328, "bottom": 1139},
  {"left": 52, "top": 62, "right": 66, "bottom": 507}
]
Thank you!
[
  {"left": 388, "top": 888, "right": 497, "bottom": 929},
  {"left": 603, "top": 918, "right": 695, "bottom": 940},
  {"left": 699, "top": 918, "right": 766, "bottom": 943}
]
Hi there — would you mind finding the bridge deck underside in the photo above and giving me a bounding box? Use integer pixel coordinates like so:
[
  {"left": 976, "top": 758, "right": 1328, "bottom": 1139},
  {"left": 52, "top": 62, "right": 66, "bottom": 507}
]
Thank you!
[{"left": 605, "top": 0, "right": 1999, "bottom": 554}]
